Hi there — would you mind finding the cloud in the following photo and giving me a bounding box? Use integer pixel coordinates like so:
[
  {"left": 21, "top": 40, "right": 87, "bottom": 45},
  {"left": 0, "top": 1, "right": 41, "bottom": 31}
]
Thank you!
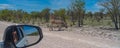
[
  {"left": 0, "top": 4, "right": 13, "bottom": 9},
  {"left": 86, "top": 2, "right": 104, "bottom": 12},
  {"left": 50, "top": 0, "right": 70, "bottom": 10},
  {"left": 94, "top": 2, "right": 104, "bottom": 9}
]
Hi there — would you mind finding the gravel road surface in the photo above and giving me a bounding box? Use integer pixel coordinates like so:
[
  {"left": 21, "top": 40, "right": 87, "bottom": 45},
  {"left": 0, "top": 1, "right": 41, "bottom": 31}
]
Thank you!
[{"left": 30, "top": 28, "right": 120, "bottom": 48}]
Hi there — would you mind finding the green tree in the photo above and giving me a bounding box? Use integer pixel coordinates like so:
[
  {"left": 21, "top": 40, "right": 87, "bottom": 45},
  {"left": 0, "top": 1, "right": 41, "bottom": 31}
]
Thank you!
[
  {"left": 86, "top": 11, "right": 93, "bottom": 18},
  {"left": 100, "top": 0, "right": 120, "bottom": 30},
  {"left": 70, "top": 0, "right": 85, "bottom": 27},
  {"left": 41, "top": 8, "right": 50, "bottom": 23},
  {"left": 0, "top": 9, "right": 14, "bottom": 21},
  {"left": 53, "top": 9, "right": 66, "bottom": 22},
  {"left": 67, "top": 8, "right": 76, "bottom": 25}
]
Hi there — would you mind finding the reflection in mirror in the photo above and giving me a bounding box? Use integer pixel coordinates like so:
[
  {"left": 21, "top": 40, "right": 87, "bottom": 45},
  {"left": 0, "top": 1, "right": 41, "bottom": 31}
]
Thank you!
[
  {"left": 16, "top": 25, "right": 40, "bottom": 47},
  {"left": 23, "top": 26, "right": 39, "bottom": 44}
]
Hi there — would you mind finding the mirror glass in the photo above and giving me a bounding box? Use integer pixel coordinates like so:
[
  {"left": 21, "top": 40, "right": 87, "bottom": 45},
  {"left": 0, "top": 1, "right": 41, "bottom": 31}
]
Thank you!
[{"left": 16, "top": 25, "right": 40, "bottom": 47}]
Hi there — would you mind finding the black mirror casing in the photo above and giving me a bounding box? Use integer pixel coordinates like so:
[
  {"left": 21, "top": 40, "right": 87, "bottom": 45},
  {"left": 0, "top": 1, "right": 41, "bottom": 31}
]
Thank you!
[
  {"left": 3, "top": 25, "right": 17, "bottom": 48},
  {"left": 18, "top": 25, "right": 43, "bottom": 48},
  {"left": 3, "top": 25, "right": 43, "bottom": 48}
]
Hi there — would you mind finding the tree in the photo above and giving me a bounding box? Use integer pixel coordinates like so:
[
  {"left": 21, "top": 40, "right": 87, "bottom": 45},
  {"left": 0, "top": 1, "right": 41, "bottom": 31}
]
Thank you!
[
  {"left": 99, "top": 9, "right": 104, "bottom": 19},
  {"left": 0, "top": 9, "right": 15, "bottom": 21},
  {"left": 100, "top": 0, "right": 120, "bottom": 30},
  {"left": 86, "top": 11, "right": 93, "bottom": 18},
  {"left": 70, "top": 0, "right": 85, "bottom": 27},
  {"left": 41, "top": 8, "right": 50, "bottom": 23},
  {"left": 53, "top": 9, "right": 67, "bottom": 27},
  {"left": 67, "top": 8, "right": 76, "bottom": 25},
  {"left": 94, "top": 12, "right": 102, "bottom": 22},
  {"left": 22, "top": 11, "right": 30, "bottom": 23},
  {"left": 53, "top": 9, "right": 67, "bottom": 22},
  {"left": 15, "top": 9, "right": 24, "bottom": 21},
  {"left": 30, "top": 11, "right": 40, "bottom": 18}
]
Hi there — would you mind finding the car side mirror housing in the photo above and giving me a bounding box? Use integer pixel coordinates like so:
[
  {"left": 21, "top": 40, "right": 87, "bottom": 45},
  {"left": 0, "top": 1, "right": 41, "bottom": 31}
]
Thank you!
[{"left": 4, "top": 25, "right": 43, "bottom": 48}]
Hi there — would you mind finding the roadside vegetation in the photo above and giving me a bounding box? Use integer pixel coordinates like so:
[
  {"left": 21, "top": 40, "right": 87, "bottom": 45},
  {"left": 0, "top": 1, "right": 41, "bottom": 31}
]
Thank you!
[
  {"left": 28, "top": 32, "right": 39, "bottom": 36},
  {"left": 0, "top": 0, "right": 120, "bottom": 30}
]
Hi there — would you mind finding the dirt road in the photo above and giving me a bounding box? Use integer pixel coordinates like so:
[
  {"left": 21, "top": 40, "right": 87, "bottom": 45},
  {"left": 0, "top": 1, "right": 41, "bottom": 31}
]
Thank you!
[
  {"left": 0, "top": 21, "right": 120, "bottom": 48},
  {"left": 30, "top": 27, "right": 120, "bottom": 48}
]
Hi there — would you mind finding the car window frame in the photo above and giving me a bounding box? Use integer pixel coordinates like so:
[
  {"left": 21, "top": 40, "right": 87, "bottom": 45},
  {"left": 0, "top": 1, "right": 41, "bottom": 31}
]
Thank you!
[{"left": 15, "top": 27, "right": 25, "bottom": 45}]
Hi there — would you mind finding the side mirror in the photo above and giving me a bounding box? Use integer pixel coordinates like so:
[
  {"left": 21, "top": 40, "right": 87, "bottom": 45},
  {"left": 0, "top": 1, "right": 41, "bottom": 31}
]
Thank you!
[{"left": 4, "top": 25, "right": 43, "bottom": 48}]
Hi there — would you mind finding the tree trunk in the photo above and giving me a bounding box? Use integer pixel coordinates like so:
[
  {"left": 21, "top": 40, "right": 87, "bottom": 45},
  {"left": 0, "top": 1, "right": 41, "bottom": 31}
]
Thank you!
[
  {"left": 71, "top": 17, "right": 75, "bottom": 25},
  {"left": 81, "top": 13, "right": 84, "bottom": 26},
  {"left": 114, "top": 15, "right": 119, "bottom": 30},
  {"left": 119, "top": 15, "right": 120, "bottom": 29},
  {"left": 78, "top": 15, "right": 81, "bottom": 27},
  {"left": 71, "top": 14, "right": 75, "bottom": 25},
  {"left": 114, "top": 22, "right": 119, "bottom": 30}
]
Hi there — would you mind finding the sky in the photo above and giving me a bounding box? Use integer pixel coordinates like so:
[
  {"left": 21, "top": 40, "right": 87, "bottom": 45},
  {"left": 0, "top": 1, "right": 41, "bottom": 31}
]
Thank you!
[
  {"left": 0, "top": 0, "right": 102, "bottom": 12},
  {"left": 23, "top": 26, "right": 38, "bottom": 34}
]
